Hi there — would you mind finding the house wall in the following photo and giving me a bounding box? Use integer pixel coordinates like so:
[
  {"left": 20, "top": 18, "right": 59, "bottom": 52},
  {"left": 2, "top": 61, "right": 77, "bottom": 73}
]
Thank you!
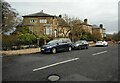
[
  {"left": 92, "top": 28, "right": 106, "bottom": 39},
  {"left": 23, "top": 17, "right": 58, "bottom": 37},
  {"left": 82, "top": 24, "right": 92, "bottom": 34}
]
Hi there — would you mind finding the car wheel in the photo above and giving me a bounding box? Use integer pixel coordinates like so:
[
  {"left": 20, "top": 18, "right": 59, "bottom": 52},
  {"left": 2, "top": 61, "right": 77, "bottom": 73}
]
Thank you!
[
  {"left": 68, "top": 46, "right": 72, "bottom": 51},
  {"left": 78, "top": 46, "right": 82, "bottom": 50},
  {"left": 51, "top": 48, "right": 57, "bottom": 54}
]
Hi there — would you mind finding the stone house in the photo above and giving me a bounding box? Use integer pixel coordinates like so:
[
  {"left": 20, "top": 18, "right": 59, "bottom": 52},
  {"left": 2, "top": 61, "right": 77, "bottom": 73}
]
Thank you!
[
  {"left": 22, "top": 10, "right": 56, "bottom": 37},
  {"left": 80, "top": 19, "right": 93, "bottom": 34},
  {"left": 22, "top": 10, "right": 69, "bottom": 38},
  {"left": 92, "top": 24, "right": 106, "bottom": 39}
]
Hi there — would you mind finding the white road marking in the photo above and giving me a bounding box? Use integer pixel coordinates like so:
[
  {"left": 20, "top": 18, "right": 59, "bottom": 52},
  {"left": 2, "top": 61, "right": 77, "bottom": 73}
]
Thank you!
[
  {"left": 92, "top": 51, "right": 108, "bottom": 56},
  {"left": 33, "top": 58, "right": 79, "bottom": 72}
]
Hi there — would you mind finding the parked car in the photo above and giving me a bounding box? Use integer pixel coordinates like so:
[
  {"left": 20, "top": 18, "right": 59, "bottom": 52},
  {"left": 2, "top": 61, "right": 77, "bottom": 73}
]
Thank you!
[
  {"left": 95, "top": 40, "right": 108, "bottom": 47},
  {"left": 41, "top": 38, "right": 73, "bottom": 54},
  {"left": 74, "top": 40, "right": 89, "bottom": 50}
]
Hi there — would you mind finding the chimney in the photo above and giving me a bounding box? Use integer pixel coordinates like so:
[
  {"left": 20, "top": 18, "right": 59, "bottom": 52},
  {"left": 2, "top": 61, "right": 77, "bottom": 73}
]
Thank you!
[
  {"left": 84, "top": 19, "right": 88, "bottom": 24},
  {"left": 40, "top": 10, "right": 43, "bottom": 13},
  {"left": 100, "top": 24, "right": 103, "bottom": 28},
  {"left": 59, "top": 15, "right": 62, "bottom": 18}
]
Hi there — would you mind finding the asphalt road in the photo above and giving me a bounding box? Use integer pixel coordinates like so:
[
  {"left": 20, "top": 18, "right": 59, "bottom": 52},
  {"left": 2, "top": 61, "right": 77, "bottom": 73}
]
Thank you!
[{"left": 2, "top": 44, "right": 118, "bottom": 82}]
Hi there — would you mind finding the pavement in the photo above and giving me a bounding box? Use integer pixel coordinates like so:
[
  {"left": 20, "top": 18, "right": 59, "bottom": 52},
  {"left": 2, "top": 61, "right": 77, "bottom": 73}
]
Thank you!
[
  {"left": 0, "top": 48, "right": 41, "bottom": 56},
  {"left": 2, "top": 44, "right": 118, "bottom": 82},
  {"left": 0, "top": 43, "right": 95, "bottom": 56}
]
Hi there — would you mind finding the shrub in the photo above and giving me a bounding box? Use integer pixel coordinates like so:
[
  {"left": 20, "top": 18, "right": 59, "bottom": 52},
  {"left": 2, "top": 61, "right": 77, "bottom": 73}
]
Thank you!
[{"left": 17, "top": 33, "right": 36, "bottom": 45}]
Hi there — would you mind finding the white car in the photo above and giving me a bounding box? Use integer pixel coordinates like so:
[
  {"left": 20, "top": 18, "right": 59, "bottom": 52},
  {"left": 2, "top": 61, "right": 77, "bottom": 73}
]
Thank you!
[{"left": 96, "top": 41, "right": 108, "bottom": 47}]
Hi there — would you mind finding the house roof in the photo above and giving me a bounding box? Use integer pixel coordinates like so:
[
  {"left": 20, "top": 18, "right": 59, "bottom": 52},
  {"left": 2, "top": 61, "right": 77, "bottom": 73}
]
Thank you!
[
  {"left": 92, "top": 25, "right": 99, "bottom": 28},
  {"left": 23, "top": 11, "right": 54, "bottom": 17},
  {"left": 92, "top": 25, "right": 106, "bottom": 30},
  {"left": 80, "top": 23, "right": 92, "bottom": 26}
]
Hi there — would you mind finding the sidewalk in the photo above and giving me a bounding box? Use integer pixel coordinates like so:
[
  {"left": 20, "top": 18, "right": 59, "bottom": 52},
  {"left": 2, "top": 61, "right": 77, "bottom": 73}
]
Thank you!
[
  {"left": 0, "top": 43, "right": 95, "bottom": 56},
  {"left": 0, "top": 48, "right": 41, "bottom": 56}
]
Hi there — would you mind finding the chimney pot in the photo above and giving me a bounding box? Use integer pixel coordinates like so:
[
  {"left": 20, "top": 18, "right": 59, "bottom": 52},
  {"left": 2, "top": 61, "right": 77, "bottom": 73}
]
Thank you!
[
  {"left": 84, "top": 19, "right": 88, "bottom": 24},
  {"left": 59, "top": 15, "right": 62, "bottom": 18},
  {"left": 41, "top": 10, "right": 43, "bottom": 13},
  {"left": 100, "top": 24, "right": 103, "bottom": 28}
]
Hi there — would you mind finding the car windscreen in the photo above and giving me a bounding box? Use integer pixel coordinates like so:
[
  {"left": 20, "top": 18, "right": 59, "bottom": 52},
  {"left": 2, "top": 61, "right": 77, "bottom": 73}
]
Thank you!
[
  {"left": 97, "top": 41, "right": 103, "bottom": 43},
  {"left": 75, "top": 41, "right": 82, "bottom": 44},
  {"left": 47, "top": 40, "right": 58, "bottom": 45}
]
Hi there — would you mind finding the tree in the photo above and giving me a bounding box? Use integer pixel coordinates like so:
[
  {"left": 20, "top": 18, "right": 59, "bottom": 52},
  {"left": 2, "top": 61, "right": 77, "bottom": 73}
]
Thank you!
[
  {"left": 62, "top": 14, "right": 84, "bottom": 41},
  {"left": 106, "top": 34, "right": 113, "bottom": 41},
  {"left": 17, "top": 26, "right": 36, "bottom": 45},
  {"left": 112, "top": 32, "right": 120, "bottom": 41},
  {"left": 1, "top": 0, "right": 20, "bottom": 34},
  {"left": 118, "top": 31, "right": 120, "bottom": 41},
  {"left": 92, "top": 31, "right": 102, "bottom": 40},
  {"left": 17, "top": 33, "right": 36, "bottom": 45}
]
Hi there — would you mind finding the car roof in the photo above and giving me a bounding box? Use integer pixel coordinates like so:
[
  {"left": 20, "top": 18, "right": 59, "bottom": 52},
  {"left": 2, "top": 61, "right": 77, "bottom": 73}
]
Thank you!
[
  {"left": 76, "top": 40, "right": 87, "bottom": 41},
  {"left": 54, "top": 38, "right": 70, "bottom": 40}
]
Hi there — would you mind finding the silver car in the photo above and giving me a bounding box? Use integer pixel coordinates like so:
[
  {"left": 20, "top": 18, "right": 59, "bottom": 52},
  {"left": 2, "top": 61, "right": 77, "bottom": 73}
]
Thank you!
[{"left": 74, "top": 40, "right": 89, "bottom": 50}]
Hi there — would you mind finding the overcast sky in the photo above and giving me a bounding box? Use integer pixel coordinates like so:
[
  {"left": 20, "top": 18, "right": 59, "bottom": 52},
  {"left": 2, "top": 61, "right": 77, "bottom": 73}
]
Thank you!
[{"left": 5, "top": 0, "right": 119, "bottom": 34}]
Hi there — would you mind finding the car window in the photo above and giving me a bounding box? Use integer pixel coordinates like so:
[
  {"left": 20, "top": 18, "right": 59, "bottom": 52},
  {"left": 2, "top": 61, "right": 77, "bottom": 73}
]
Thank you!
[
  {"left": 62, "top": 39, "right": 67, "bottom": 43},
  {"left": 81, "top": 41, "right": 84, "bottom": 43},
  {"left": 66, "top": 39, "right": 71, "bottom": 43},
  {"left": 58, "top": 39, "right": 63, "bottom": 43},
  {"left": 47, "top": 40, "right": 58, "bottom": 45},
  {"left": 97, "top": 41, "right": 102, "bottom": 43},
  {"left": 84, "top": 41, "right": 87, "bottom": 44},
  {"left": 75, "top": 41, "right": 81, "bottom": 44}
]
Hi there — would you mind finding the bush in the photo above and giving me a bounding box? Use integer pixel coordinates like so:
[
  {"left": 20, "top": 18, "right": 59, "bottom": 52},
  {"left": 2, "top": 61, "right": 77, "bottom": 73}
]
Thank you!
[{"left": 17, "top": 33, "right": 36, "bottom": 45}]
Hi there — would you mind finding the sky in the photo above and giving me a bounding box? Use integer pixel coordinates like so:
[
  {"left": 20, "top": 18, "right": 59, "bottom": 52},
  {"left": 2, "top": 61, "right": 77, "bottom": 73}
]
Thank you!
[{"left": 5, "top": 0, "right": 119, "bottom": 34}]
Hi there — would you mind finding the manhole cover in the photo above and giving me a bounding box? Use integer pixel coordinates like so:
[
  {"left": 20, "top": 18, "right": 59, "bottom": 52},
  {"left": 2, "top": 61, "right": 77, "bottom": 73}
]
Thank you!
[{"left": 47, "top": 74, "right": 60, "bottom": 81}]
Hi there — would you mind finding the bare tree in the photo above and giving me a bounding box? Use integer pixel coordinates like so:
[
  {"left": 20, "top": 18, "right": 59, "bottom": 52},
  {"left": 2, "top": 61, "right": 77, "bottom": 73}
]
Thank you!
[
  {"left": 62, "top": 14, "right": 84, "bottom": 41},
  {"left": 92, "top": 31, "right": 102, "bottom": 40}
]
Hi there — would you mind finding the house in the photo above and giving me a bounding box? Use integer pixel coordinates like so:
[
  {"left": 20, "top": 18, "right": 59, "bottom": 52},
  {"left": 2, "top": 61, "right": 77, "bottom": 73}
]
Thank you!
[
  {"left": 23, "top": 10, "right": 66, "bottom": 38},
  {"left": 22, "top": 10, "right": 70, "bottom": 38},
  {"left": 92, "top": 24, "right": 106, "bottom": 39},
  {"left": 80, "top": 19, "right": 93, "bottom": 34}
]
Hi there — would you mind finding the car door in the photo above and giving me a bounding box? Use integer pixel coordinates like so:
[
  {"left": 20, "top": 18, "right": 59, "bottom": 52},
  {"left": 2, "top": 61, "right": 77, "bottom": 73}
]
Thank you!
[
  {"left": 56, "top": 39, "right": 65, "bottom": 51},
  {"left": 81, "top": 41, "right": 84, "bottom": 48},
  {"left": 61, "top": 39, "right": 68, "bottom": 51},
  {"left": 84, "top": 41, "right": 88, "bottom": 47}
]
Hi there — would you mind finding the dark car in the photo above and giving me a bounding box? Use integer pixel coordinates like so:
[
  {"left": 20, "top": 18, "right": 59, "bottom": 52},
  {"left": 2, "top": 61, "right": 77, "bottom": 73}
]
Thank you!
[
  {"left": 41, "top": 38, "right": 73, "bottom": 54},
  {"left": 74, "top": 40, "right": 89, "bottom": 50}
]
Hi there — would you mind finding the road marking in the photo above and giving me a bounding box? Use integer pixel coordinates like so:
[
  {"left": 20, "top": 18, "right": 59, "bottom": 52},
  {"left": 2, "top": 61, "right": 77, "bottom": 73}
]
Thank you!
[
  {"left": 92, "top": 51, "right": 108, "bottom": 56},
  {"left": 33, "top": 58, "right": 79, "bottom": 72}
]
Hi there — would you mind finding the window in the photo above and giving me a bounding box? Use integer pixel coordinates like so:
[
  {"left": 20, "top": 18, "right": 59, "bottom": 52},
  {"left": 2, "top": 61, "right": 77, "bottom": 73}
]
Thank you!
[
  {"left": 40, "top": 19, "right": 47, "bottom": 23},
  {"left": 30, "top": 19, "right": 37, "bottom": 23},
  {"left": 45, "top": 27, "right": 52, "bottom": 35}
]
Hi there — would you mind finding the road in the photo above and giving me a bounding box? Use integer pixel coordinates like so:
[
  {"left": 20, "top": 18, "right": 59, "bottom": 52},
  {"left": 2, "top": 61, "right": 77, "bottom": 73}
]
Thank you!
[{"left": 2, "top": 44, "right": 118, "bottom": 82}]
